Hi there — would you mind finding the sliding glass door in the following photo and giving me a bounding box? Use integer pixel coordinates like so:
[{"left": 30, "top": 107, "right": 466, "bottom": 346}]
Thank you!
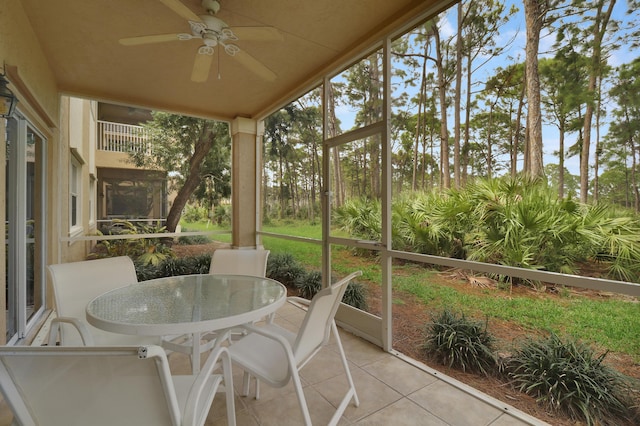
[{"left": 5, "top": 112, "right": 46, "bottom": 343}]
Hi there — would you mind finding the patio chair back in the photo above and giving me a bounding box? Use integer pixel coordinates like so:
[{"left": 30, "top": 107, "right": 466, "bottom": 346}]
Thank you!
[
  {"left": 293, "top": 270, "right": 360, "bottom": 364},
  {"left": 0, "top": 346, "right": 199, "bottom": 426},
  {"left": 209, "top": 249, "right": 270, "bottom": 277},
  {"left": 48, "top": 256, "right": 156, "bottom": 346}
]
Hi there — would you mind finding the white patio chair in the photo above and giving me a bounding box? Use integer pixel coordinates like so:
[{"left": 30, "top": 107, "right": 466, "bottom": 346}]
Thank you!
[
  {"left": 162, "top": 249, "right": 270, "bottom": 371},
  {"left": 47, "top": 256, "right": 159, "bottom": 347},
  {"left": 228, "top": 270, "right": 362, "bottom": 426},
  {"left": 0, "top": 344, "right": 236, "bottom": 426},
  {"left": 208, "top": 248, "right": 270, "bottom": 276}
]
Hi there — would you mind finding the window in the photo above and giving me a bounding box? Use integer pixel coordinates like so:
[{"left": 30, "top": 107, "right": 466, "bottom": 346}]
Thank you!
[
  {"left": 5, "top": 113, "right": 47, "bottom": 342},
  {"left": 69, "top": 156, "right": 82, "bottom": 234}
]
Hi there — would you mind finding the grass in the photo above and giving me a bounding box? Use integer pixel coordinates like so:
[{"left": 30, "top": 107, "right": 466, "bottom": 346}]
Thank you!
[
  {"left": 178, "top": 221, "right": 231, "bottom": 243},
  {"left": 182, "top": 219, "right": 640, "bottom": 360}
]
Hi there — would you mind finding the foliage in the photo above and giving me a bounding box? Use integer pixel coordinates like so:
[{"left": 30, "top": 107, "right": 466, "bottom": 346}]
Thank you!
[
  {"left": 134, "top": 253, "right": 211, "bottom": 280},
  {"left": 506, "top": 333, "right": 639, "bottom": 426},
  {"left": 182, "top": 205, "right": 209, "bottom": 223},
  {"left": 422, "top": 309, "right": 497, "bottom": 375},
  {"left": 295, "top": 270, "right": 368, "bottom": 310},
  {"left": 265, "top": 252, "right": 307, "bottom": 289},
  {"left": 89, "top": 219, "right": 174, "bottom": 266},
  {"left": 295, "top": 270, "right": 321, "bottom": 299},
  {"left": 334, "top": 176, "right": 640, "bottom": 283},
  {"left": 213, "top": 205, "right": 231, "bottom": 226},
  {"left": 342, "top": 280, "right": 368, "bottom": 310},
  {"left": 177, "top": 234, "right": 211, "bottom": 245}
]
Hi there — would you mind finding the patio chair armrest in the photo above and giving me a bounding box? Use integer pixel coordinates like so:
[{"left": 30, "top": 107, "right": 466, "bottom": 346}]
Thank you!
[
  {"left": 48, "top": 316, "right": 95, "bottom": 346},
  {"left": 237, "top": 323, "right": 296, "bottom": 356},
  {"left": 182, "top": 345, "right": 233, "bottom": 425}
]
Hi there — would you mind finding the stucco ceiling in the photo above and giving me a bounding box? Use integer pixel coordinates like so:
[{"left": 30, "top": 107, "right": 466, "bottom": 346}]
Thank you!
[{"left": 20, "top": 0, "right": 451, "bottom": 121}]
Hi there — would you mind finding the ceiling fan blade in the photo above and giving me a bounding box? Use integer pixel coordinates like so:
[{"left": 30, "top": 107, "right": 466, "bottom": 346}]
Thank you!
[
  {"left": 191, "top": 51, "right": 213, "bottom": 83},
  {"left": 159, "top": 0, "right": 202, "bottom": 22},
  {"left": 230, "top": 27, "right": 284, "bottom": 42},
  {"left": 119, "top": 33, "right": 188, "bottom": 46},
  {"left": 233, "top": 50, "right": 277, "bottom": 82}
]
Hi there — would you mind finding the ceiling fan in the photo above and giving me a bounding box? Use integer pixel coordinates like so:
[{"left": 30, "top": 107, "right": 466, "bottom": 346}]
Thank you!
[{"left": 119, "top": 0, "right": 281, "bottom": 82}]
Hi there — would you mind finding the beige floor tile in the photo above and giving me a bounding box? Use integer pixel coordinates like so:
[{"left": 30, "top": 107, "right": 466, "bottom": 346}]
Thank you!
[
  {"left": 248, "top": 385, "right": 335, "bottom": 426},
  {"left": 299, "top": 346, "right": 354, "bottom": 385},
  {"left": 208, "top": 408, "right": 259, "bottom": 426},
  {"left": 353, "top": 398, "right": 449, "bottom": 426},
  {"left": 362, "top": 355, "right": 439, "bottom": 396},
  {"left": 315, "top": 366, "right": 402, "bottom": 423},
  {"left": 409, "top": 380, "right": 503, "bottom": 426},
  {"left": 338, "top": 333, "right": 388, "bottom": 367}
]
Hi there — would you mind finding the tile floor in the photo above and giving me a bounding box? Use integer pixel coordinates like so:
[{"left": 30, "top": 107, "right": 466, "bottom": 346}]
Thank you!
[{"left": 0, "top": 301, "right": 550, "bottom": 425}]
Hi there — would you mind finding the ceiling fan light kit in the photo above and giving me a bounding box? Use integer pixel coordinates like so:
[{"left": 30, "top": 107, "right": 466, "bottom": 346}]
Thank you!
[{"left": 119, "top": 0, "right": 279, "bottom": 82}]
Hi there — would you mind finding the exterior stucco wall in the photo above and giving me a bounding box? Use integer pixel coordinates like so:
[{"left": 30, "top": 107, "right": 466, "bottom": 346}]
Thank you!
[{"left": 1, "top": 1, "right": 64, "bottom": 338}]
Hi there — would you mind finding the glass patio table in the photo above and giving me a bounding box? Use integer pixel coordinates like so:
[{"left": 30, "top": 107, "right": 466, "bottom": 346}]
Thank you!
[{"left": 86, "top": 274, "right": 286, "bottom": 371}]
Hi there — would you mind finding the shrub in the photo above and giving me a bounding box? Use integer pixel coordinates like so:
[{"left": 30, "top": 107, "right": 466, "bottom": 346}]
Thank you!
[
  {"left": 213, "top": 205, "right": 231, "bottom": 226},
  {"left": 177, "top": 234, "right": 211, "bottom": 245},
  {"left": 266, "top": 253, "right": 306, "bottom": 289},
  {"left": 423, "top": 309, "right": 496, "bottom": 375},
  {"left": 506, "top": 333, "right": 638, "bottom": 426},
  {"left": 182, "top": 205, "right": 208, "bottom": 222},
  {"left": 90, "top": 220, "right": 174, "bottom": 266},
  {"left": 295, "top": 270, "right": 321, "bottom": 299},
  {"left": 343, "top": 280, "right": 367, "bottom": 310},
  {"left": 295, "top": 271, "right": 367, "bottom": 310}
]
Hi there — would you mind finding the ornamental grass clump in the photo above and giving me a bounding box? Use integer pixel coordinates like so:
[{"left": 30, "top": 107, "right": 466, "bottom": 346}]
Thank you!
[
  {"left": 295, "top": 271, "right": 368, "bottom": 309},
  {"left": 506, "top": 333, "right": 638, "bottom": 426},
  {"left": 423, "top": 309, "right": 497, "bottom": 376}
]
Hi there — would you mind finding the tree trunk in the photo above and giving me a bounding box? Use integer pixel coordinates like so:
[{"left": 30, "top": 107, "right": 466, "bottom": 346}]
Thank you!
[
  {"left": 165, "top": 123, "right": 216, "bottom": 232},
  {"left": 558, "top": 121, "right": 565, "bottom": 199},
  {"left": 434, "top": 26, "right": 450, "bottom": 189},
  {"left": 580, "top": 0, "right": 615, "bottom": 203},
  {"left": 327, "top": 85, "right": 344, "bottom": 207},
  {"left": 524, "top": 0, "right": 544, "bottom": 178},
  {"left": 453, "top": 2, "right": 463, "bottom": 188},
  {"left": 512, "top": 75, "right": 526, "bottom": 177}
]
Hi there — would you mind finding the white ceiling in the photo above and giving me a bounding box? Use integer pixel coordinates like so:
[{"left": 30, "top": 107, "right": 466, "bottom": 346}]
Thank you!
[{"left": 20, "top": 0, "right": 451, "bottom": 121}]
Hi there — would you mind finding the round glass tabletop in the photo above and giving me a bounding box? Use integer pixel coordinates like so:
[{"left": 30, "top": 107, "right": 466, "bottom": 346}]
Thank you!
[{"left": 86, "top": 274, "right": 286, "bottom": 336}]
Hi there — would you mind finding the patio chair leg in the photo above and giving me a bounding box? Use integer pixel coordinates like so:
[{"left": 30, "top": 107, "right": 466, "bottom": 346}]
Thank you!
[
  {"left": 255, "top": 378, "right": 260, "bottom": 400},
  {"left": 240, "top": 373, "right": 260, "bottom": 399},
  {"left": 291, "top": 369, "right": 312, "bottom": 426},
  {"left": 191, "top": 332, "right": 201, "bottom": 375},
  {"left": 221, "top": 353, "right": 237, "bottom": 426},
  {"left": 241, "top": 372, "right": 251, "bottom": 396},
  {"left": 332, "top": 321, "right": 359, "bottom": 407}
]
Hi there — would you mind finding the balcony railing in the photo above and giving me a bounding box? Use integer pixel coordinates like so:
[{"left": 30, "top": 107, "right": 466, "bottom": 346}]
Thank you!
[{"left": 97, "top": 120, "right": 150, "bottom": 154}]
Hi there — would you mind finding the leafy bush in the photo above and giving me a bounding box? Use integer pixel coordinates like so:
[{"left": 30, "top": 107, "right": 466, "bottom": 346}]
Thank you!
[
  {"left": 213, "top": 205, "right": 231, "bottom": 226},
  {"left": 423, "top": 309, "right": 496, "bottom": 375},
  {"left": 177, "top": 234, "right": 211, "bottom": 245},
  {"left": 135, "top": 253, "right": 211, "bottom": 280},
  {"left": 295, "top": 270, "right": 367, "bottom": 309},
  {"left": 182, "top": 205, "right": 209, "bottom": 222},
  {"left": 333, "top": 176, "right": 640, "bottom": 283},
  {"left": 295, "top": 270, "right": 321, "bottom": 299},
  {"left": 506, "top": 333, "right": 638, "bottom": 426},
  {"left": 343, "top": 280, "right": 367, "bottom": 310},
  {"left": 266, "top": 253, "right": 306, "bottom": 289},
  {"left": 90, "top": 219, "right": 174, "bottom": 266}
]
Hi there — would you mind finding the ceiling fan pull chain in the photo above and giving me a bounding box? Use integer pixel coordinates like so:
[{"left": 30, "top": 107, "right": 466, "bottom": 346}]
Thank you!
[{"left": 217, "top": 47, "right": 221, "bottom": 80}]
